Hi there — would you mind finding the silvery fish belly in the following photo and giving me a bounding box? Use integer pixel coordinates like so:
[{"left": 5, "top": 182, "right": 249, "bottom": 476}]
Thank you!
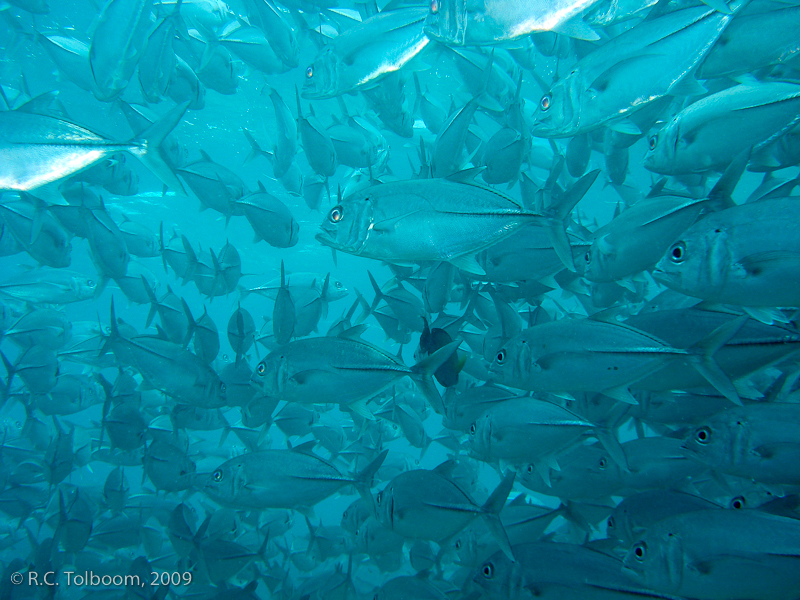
[
  {"left": 315, "top": 178, "right": 546, "bottom": 271},
  {"left": 302, "top": 7, "right": 430, "bottom": 99},
  {"left": 653, "top": 198, "right": 800, "bottom": 307},
  {"left": 532, "top": 5, "right": 733, "bottom": 137},
  {"left": 423, "top": 0, "right": 601, "bottom": 46},
  {"left": 0, "top": 112, "right": 128, "bottom": 191}
]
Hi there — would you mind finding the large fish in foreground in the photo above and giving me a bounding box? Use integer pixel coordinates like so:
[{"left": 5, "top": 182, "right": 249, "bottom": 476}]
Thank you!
[
  {"left": 532, "top": 4, "right": 735, "bottom": 138},
  {"left": 0, "top": 102, "right": 188, "bottom": 194},
  {"left": 315, "top": 178, "right": 582, "bottom": 275},
  {"left": 302, "top": 7, "right": 430, "bottom": 99},
  {"left": 423, "top": 0, "right": 601, "bottom": 45},
  {"left": 652, "top": 197, "right": 800, "bottom": 308},
  {"left": 645, "top": 81, "right": 800, "bottom": 174}
]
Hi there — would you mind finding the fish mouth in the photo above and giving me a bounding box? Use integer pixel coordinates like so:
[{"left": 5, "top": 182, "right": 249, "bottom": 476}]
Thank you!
[
  {"left": 315, "top": 232, "right": 336, "bottom": 248},
  {"left": 651, "top": 267, "right": 677, "bottom": 287}
]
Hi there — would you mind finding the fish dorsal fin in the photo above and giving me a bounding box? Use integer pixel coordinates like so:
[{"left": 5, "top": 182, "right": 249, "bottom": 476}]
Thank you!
[
  {"left": 289, "top": 440, "right": 317, "bottom": 455},
  {"left": 337, "top": 324, "right": 368, "bottom": 339}
]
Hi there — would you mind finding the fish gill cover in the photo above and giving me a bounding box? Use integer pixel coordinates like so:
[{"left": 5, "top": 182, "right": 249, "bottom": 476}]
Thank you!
[{"left": 1, "top": 0, "right": 800, "bottom": 598}]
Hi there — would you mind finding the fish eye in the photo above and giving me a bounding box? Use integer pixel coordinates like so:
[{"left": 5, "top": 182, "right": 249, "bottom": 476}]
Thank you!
[
  {"left": 469, "top": 422, "right": 476, "bottom": 435},
  {"left": 87, "top": 280, "right": 95, "bottom": 287},
  {"left": 306, "top": 66, "right": 313, "bottom": 79},
  {"left": 633, "top": 542, "right": 647, "bottom": 561},
  {"left": 455, "top": 539, "right": 462, "bottom": 550},
  {"left": 430, "top": 0, "right": 438, "bottom": 13},
  {"left": 496, "top": 349, "right": 506, "bottom": 364},
  {"left": 730, "top": 496, "right": 746, "bottom": 510},
  {"left": 526, "top": 464, "right": 534, "bottom": 474},
  {"left": 598, "top": 457, "right": 608, "bottom": 469},
  {"left": 335, "top": 281, "right": 343, "bottom": 289},
  {"left": 695, "top": 426, "right": 711, "bottom": 444},
  {"left": 669, "top": 241, "right": 686, "bottom": 264},
  {"left": 607, "top": 516, "right": 616, "bottom": 529},
  {"left": 540, "top": 94, "right": 551, "bottom": 112},
  {"left": 585, "top": 251, "right": 591, "bottom": 264},
  {"left": 482, "top": 563, "right": 494, "bottom": 579},
  {"left": 376, "top": 492, "right": 382, "bottom": 506},
  {"left": 212, "top": 469, "right": 223, "bottom": 482},
  {"left": 219, "top": 382, "right": 226, "bottom": 393},
  {"left": 256, "top": 362, "right": 266, "bottom": 376},
  {"left": 329, "top": 205, "right": 344, "bottom": 223},
  {"left": 649, "top": 135, "right": 658, "bottom": 151}
]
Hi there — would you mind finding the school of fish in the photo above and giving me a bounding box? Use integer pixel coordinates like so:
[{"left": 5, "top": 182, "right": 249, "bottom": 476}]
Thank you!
[{"left": 1, "top": 0, "right": 800, "bottom": 597}]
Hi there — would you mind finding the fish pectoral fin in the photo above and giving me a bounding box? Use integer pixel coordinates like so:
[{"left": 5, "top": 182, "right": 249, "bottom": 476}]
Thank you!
[
  {"left": 737, "top": 251, "right": 800, "bottom": 277},
  {"left": 607, "top": 119, "right": 642, "bottom": 136},
  {"left": 370, "top": 210, "right": 424, "bottom": 234},
  {"left": 670, "top": 75, "right": 707, "bottom": 97},
  {"left": 346, "top": 397, "right": 375, "bottom": 420},
  {"left": 449, "top": 254, "right": 485, "bottom": 276},
  {"left": 742, "top": 306, "right": 790, "bottom": 326},
  {"left": 551, "top": 16, "right": 600, "bottom": 41},
  {"left": 290, "top": 369, "right": 334, "bottom": 385},
  {"left": 602, "top": 385, "right": 639, "bottom": 405}
]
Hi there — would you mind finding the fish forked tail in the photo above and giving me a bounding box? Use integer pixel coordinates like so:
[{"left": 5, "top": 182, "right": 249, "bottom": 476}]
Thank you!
[
  {"left": 409, "top": 339, "right": 461, "bottom": 415},
  {"left": 480, "top": 470, "right": 516, "bottom": 562},
  {"left": 352, "top": 449, "right": 389, "bottom": 516},
  {"left": 128, "top": 102, "right": 190, "bottom": 196}
]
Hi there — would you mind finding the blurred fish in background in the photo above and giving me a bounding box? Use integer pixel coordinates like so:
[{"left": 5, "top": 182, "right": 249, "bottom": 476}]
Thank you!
[{"left": 2, "top": 0, "right": 800, "bottom": 597}]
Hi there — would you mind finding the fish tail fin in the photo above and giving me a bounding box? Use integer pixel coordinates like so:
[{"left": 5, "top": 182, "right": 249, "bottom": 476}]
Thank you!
[
  {"left": 129, "top": 102, "right": 189, "bottom": 196},
  {"left": 181, "top": 297, "right": 196, "bottom": 348},
  {"left": 181, "top": 235, "right": 198, "bottom": 283},
  {"left": 367, "top": 270, "right": 383, "bottom": 315},
  {"left": 409, "top": 340, "right": 460, "bottom": 414},
  {"left": 159, "top": 221, "right": 169, "bottom": 274},
  {"left": 687, "top": 314, "right": 749, "bottom": 405},
  {"left": 353, "top": 449, "right": 388, "bottom": 509},
  {"left": 0, "top": 350, "right": 14, "bottom": 405},
  {"left": 142, "top": 276, "right": 159, "bottom": 329},
  {"left": 480, "top": 470, "right": 516, "bottom": 562},
  {"left": 98, "top": 296, "right": 121, "bottom": 358},
  {"left": 545, "top": 169, "right": 600, "bottom": 273},
  {"left": 320, "top": 273, "right": 330, "bottom": 319}
]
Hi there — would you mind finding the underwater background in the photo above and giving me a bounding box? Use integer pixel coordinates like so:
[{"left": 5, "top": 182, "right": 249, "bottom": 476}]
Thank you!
[{"left": 2, "top": 0, "right": 800, "bottom": 598}]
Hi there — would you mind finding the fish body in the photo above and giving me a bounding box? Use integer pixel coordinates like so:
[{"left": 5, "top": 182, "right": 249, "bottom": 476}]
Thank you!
[
  {"left": 302, "top": 7, "right": 430, "bottom": 99},
  {"left": 653, "top": 198, "right": 800, "bottom": 307},
  {"left": 424, "top": 0, "right": 601, "bottom": 46},
  {"left": 316, "top": 178, "right": 552, "bottom": 275}
]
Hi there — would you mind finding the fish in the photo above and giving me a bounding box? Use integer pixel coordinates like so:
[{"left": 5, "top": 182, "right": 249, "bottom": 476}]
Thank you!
[
  {"left": 423, "top": 0, "right": 601, "bottom": 46},
  {"left": 622, "top": 509, "right": 800, "bottom": 600},
  {"left": 532, "top": 5, "right": 735, "bottom": 138},
  {"left": 203, "top": 446, "right": 387, "bottom": 509},
  {"left": 252, "top": 330, "right": 459, "bottom": 417},
  {"left": 316, "top": 177, "right": 581, "bottom": 275},
  {"left": 0, "top": 102, "right": 188, "bottom": 194},
  {"left": 489, "top": 314, "right": 748, "bottom": 405},
  {"left": 652, "top": 198, "right": 800, "bottom": 308},
  {"left": 302, "top": 7, "right": 430, "bottom": 100},
  {"left": 646, "top": 82, "right": 800, "bottom": 174}
]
